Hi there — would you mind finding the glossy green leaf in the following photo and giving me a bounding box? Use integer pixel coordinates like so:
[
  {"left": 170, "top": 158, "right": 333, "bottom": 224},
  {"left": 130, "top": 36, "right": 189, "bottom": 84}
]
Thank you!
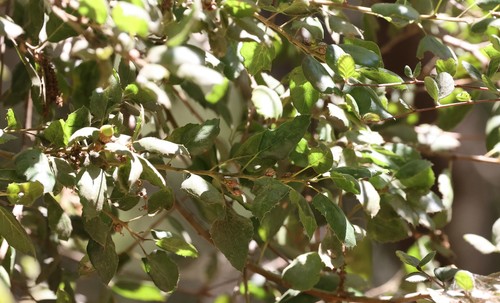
[
  {"left": 44, "top": 119, "right": 66, "bottom": 147},
  {"left": 15, "top": 149, "right": 55, "bottom": 193},
  {"left": 302, "top": 56, "right": 335, "bottom": 93},
  {"left": 356, "top": 180, "right": 380, "bottom": 217},
  {"left": 289, "top": 190, "right": 317, "bottom": 239},
  {"left": 340, "top": 44, "right": 381, "bottom": 68},
  {"left": 371, "top": 3, "right": 420, "bottom": 27},
  {"left": 64, "top": 107, "right": 92, "bottom": 139},
  {"left": 434, "top": 266, "right": 459, "bottom": 283},
  {"left": 417, "top": 36, "right": 454, "bottom": 60},
  {"left": 454, "top": 270, "right": 474, "bottom": 291},
  {"left": 168, "top": 119, "right": 220, "bottom": 156},
  {"left": 337, "top": 53, "right": 356, "bottom": 80},
  {"left": 210, "top": 208, "right": 254, "bottom": 271},
  {"left": 133, "top": 137, "right": 189, "bottom": 157},
  {"left": 360, "top": 68, "right": 407, "bottom": 89},
  {"left": 240, "top": 42, "right": 276, "bottom": 75},
  {"left": 282, "top": 252, "right": 323, "bottom": 290},
  {"left": 0, "top": 206, "right": 36, "bottom": 256},
  {"left": 223, "top": 0, "right": 258, "bottom": 17},
  {"left": 112, "top": 280, "right": 166, "bottom": 301},
  {"left": 78, "top": 0, "right": 109, "bottom": 24},
  {"left": 152, "top": 230, "right": 198, "bottom": 258},
  {"left": 348, "top": 86, "right": 392, "bottom": 120},
  {"left": 477, "top": 0, "right": 500, "bottom": 10},
  {"left": 87, "top": 235, "right": 118, "bottom": 284},
  {"left": 419, "top": 251, "right": 436, "bottom": 267},
  {"left": 312, "top": 194, "right": 356, "bottom": 247},
  {"left": 328, "top": 15, "right": 363, "bottom": 37},
  {"left": 462, "top": 61, "right": 482, "bottom": 80},
  {"left": 289, "top": 67, "right": 319, "bottom": 114},
  {"left": 331, "top": 171, "right": 360, "bottom": 194},
  {"left": 424, "top": 76, "right": 439, "bottom": 103},
  {"left": 142, "top": 250, "right": 179, "bottom": 292},
  {"left": 251, "top": 85, "right": 283, "bottom": 119},
  {"left": 111, "top": 2, "right": 149, "bottom": 37},
  {"left": 395, "top": 159, "right": 435, "bottom": 189},
  {"left": 7, "top": 181, "right": 43, "bottom": 206}
]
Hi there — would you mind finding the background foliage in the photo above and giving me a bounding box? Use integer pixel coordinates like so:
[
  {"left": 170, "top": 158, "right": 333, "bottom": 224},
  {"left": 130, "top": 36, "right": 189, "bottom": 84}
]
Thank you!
[{"left": 0, "top": 0, "right": 500, "bottom": 302}]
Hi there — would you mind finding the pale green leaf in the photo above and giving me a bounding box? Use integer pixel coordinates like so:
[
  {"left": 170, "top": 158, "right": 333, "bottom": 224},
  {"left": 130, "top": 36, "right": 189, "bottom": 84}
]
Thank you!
[
  {"left": 463, "top": 234, "right": 498, "bottom": 254},
  {"left": 289, "top": 67, "right": 319, "bottom": 114},
  {"left": 424, "top": 76, "right": 439, "bottom": 103},
  {"left": 337, "top": 53, "right": 356, "bottom": 80},
  {"left": 111, "top": 2, "right": 149, "bottom": 37},
  {"left": 152, "top": 230, "right": 198, "bottom": 258},
  {"left": 454, "top": 270, "right": 474, "bottom": 291},
  {"left": 240, "top": 42, "right": 276, "bottom": 75},
  {"left": 112, "top": 280, "right": 166, "bottom": 301},
  {"left": 78, "top": 0, "right": 109, "bottom": 24}
]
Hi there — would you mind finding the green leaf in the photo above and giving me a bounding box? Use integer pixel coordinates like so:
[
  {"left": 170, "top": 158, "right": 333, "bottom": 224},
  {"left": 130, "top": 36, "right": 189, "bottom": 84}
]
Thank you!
[
  {"left": 168, "top": 119, "right": 220, "bottom": 156},
  {"left": 289, "top": 67, "right": 319, "bottom": 114},
  {"left": 78, "top": 0, "right": 109, "bottom": 24},
  {"left": 240, "top": 42, "right": 276, "bottom": 75},
  {"left": 0, "top": 130, "right": 16, "bottom": 144},
  {"left": 87, "top": 235, "right": 118, "bottom": 284},
  {"left": 137, "top": 155, "right": 166, "bottom": 188},
  {"left": 395, "top": 159, "right": 435, "bottom": 189},
  {"left": 83, "top": 215, "right": 112, "bottom": 246},
  {"left": 251, "top": 85, "right": 283, "bottom": 119},
  {"left": 152, "top": 230, "right": 198, "bottom": 258},
  {"left": 15, "top": 149, "right": 55, "bottom": 193},
  {"left": 235, "top": 115, "right": 311, "bottom": 171},
  {"left": 290, "top": 17, "right": 324, "bottom": 41},
  {"left": 436, "top": 72, "right": 455, "bottom": 100},
  {"left": 0, "top": 206, "right": 36, "bottom": 256},
  {"left": 147, "top": 188, "right": 174, "bottom": 214},
  {"left": 210, "top": 208, "right": 254, "bottom": 271},
  {"left": 133, "top": 137, "right": 189, "bottom": 157},
  {"left": 289, "top": 190, "right": 317, "bottom": 239},
  {"left": 418, "top": 251, "right": 436, "bottom": 267},
  {"left": 142, "top": 250, "right": 179, "bottom": 292},
  {"left": 339, "top": 44, "right": 381, "bottom": 68},
  {"left": 371, "top": 3, "right": 420, "bottom": 27},
  {"left": 252, "top": 177, "right": 290, "bottom": 220},
  {"left": 6, "top": 108, "right": 19, "bottom": 129},
  {"left": 44, "top": 119, "right": 67, "bottom": 147},
  {"left": 348, "top": 86, "right": 392, "bottom": 120},
  {"left": 356, "top": 180, "right": 380, "bottom": 217},
  {"left": 417, "top": 36, "right": 454, "bottom": 60},
  {"left": 90, "top": 71, "right": 122, "bottom": 121},
  {"left": 67, "top": 127, "right": 99, "bottom": 144},
  {"left": 165, "top": 0, "right": 200, "bottom": 46},
  {"left": 282, "top": 252, "right": 323, "bottom": 290},
  {"left": 477, "top": 0, "right": 500, "bottom": 10},
  {"left": 111, "top": 2, "right": 149, "bottom": 37},
  {"left": 360, "top": 68, "right": 407, "bottom": 89},
  {"left": 76, "top": 166, "right": 107, "bottom": 215},
  {"left": 424, "top": 76, "right": 439, "bottom": 103},
  {"left": 454, "top": 270, "right": 474, "bottom": 291},
  {"left": 331, "top": 171, "right": 360, "bottom": 194},
  {"left": 328, "top": 15, "right": 363, "bottom": 37},
  {"left": 46, "top": 11, "right": 79, "bottom": 42},
  {"left": 45, "top": 194, "right": 73, "bottom": 241},
  {"left": 436, "top": 58, "right": 457, "bottom": 76},
  {"left": 0, "top": 16, "right": 24, "bottom": 39},
  {"left": 463, "top": 234, "right": 498, "bottom": 254},
  {"left": 302, "top": 56, "right": 335, "bottom": 93},
  {"left": 312, "top": 194, "right": 356, "bottom": 248},
  {"left": 181, "top": 174, "right": 224, "bottom": 205},
  {"left": 64, "top": 107, "right": 92, "bottom": 139},
  {"left": 7, "top": 181, "right": 44, "bottom": 206},
  {"left": 395, "top": 250, "right": 420, "bottom": 268},
  {"left": 307, "top": 144, "right": 333, "bottom": 174},
  {"left": 112, "top": 280, "right": 166, "bottom": 301},
  {"left": 223, "top": 0, "right": 259, "bottom": 17},
  {"left": 337, "top": 54, "right": 356, "bottom": 80},
  {"left": 462, "top": 61, "right": 482, "bottom": 80}
]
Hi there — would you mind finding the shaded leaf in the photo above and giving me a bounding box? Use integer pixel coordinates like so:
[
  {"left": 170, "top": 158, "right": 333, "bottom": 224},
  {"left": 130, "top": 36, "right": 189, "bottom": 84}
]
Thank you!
[
  {"left": 360, "top": 68, "right": 407, "bottom": 89},
  {"left": 148, "top": 188, "right": 174, "bottom": 214},
  {"left": 0, "top": 206, "right": 36, "bottom": 256},
  {"left": 282, "top": 252, "right": 323, "bottom": 290},
  {"left": 15, "top": 149, "right": 55, "bottom": 193},
  {"left": 142, "top": 250, "right": 179, "bottom": 292},
  {"left": 312, "top": 194, "right": 356, "bottom": 248},
  {"left": 331, "top": 171, "right": 360, "bottom": 194},
  {"left": 210, "top": 208, "right": 254, "bottom": 271},
  {"left": 289, "top": 190, "right": 317, "bottom": 239},
  {"left": 45, "top": 194, "right": 73, "bottom": 241},
  {"left": 168, "top": 119, "right": 220, "bottom": 156},
  {"left": 181, "top": 174, "right": 223, "bottom": 205},
  {"left": 252, "top": 177, "right": 290, "bottom": 220},
  {"left": 302, "top": 56, "right": 335, "bottom": 93},
  {"left": 87, "top": 236, "right": 119, "bottom": 284},
  {"left": 419, "top": 251, "right": 436, "bottom": 267},
  {"left": 137, "top": 155, "right": 166, "bottom": 188},
  {"left": 417, "top": 36, "right": 454, "bottom": 60},
  {"left": 371, "top": 3, "right": 420, "bottom": 27},
  {"left": 395, "top": 159, "right": 435, "bottom": 189},
  {"left": 340, "top": 44, "right": 381, "bottom": 68},
  {"left": 396, "top": 250, "right": 420, "bottom": 267}
]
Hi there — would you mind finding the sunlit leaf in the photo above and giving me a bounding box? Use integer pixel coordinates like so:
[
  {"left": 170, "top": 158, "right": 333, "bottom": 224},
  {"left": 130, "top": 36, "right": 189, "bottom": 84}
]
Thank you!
[
  {"left": 251, "top": 85, "right": 283, "bottom": 119},
  {"left": 302, "top": 56, "right": 335, "bottom": 93},
  {"left": 454, "top": 270, "right": 474, "bottom": 291}
]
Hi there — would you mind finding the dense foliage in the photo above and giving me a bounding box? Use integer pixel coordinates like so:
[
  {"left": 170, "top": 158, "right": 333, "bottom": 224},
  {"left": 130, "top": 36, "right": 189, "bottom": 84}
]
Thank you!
[{"left": 1, "top": 0, "right": 500, "bottom": 302}]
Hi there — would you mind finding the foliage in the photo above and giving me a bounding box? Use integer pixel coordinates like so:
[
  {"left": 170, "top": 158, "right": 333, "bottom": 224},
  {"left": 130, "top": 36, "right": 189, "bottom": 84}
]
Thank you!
[{"left": 0, "top": 0, "right": 499, "bottom": 302}]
